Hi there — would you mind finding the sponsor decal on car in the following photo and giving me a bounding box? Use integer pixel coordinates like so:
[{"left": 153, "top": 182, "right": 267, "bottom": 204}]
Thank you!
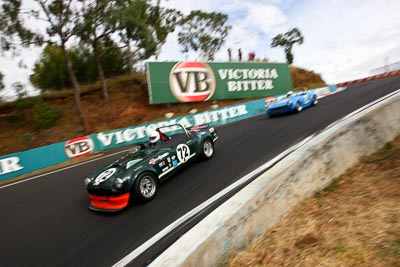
[
  {"left": 172, "top": 160, "right": 178, "bottom": 167},
  {"left": 65, "top": 136, "right": 95, "bottom": 158},
  {"left": 126, "top": 159, "right": 142, "bottom": 169},
  {"left": 191, "top": 125, "right": 209, "bottom": 131},
  {"left": 149, "top": 152, "right": 169, "bottom": 165},
  {"left": 176, "top": 144, "right": 191, "bottom": 163},
  {"left": 197, "top": 132, "right": 206, "bottom": 138},
  {"left": 93, "top": 168, "right": 116, "bottom": 185}
]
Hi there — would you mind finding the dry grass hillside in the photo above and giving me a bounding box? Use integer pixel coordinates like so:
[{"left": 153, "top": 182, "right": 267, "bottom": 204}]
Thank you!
[
  {"left": 224, "top": 134, "right": 400, "bottom": 267},
  {"left": 290, "top": 66, "right": 326, "bottom": 89},
  {"left": 0, "top": 66, "right": 325, "bottom": 156}
]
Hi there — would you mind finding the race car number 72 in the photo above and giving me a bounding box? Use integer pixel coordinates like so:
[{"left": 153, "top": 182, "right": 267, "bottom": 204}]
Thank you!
[{"left": 177, "top": 144, "right": 190, "bottom": 162}]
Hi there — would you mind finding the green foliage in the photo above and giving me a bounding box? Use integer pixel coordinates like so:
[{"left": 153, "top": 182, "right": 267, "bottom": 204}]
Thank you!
[
  {"left": 97, "top": 39, "right": 129, "bottom": 77},
  {"left": 271, "top": 28, "right": 304, "bottom": 64},
  {"left": 12, "top": 82, "right": 27, "bottom": 99},
  {"left": 33, "top": 102, "right": 63, "bottom": 129},
  {"left": 391, "top": 239, "right": 400, "bottom": 259},
  {"left": 115, "top": 0, "right": 178, "bottom": 66},
  {"left": 21, "top": 132, "right": 35, "bottom": 146},
  {"left": 0, "top": 0, "right": 43, "bottom": 51},
  {"left": 365, "top": 140, "right": 400, "bottom": 164},
  {"left": 178, "top": 10, "right": 231, "bottom": 61},
  {"left": 14, "top": 96, "right": 39, "bottom": 110},
  {"left": 30, "top": 44, "right": 128, "bottom": 91},
  {"left": 2, "top": 88, "right": 38, "bottom": 119},
  {"left": 30, "top": 45, "right": 70, "bottom": 90},
  {"left": 147, "top": 2, "right": 182, "bottom": 58},
  {"left": 324, "top": 177, "right": 339, "bottom": 192},
  {"left": 4, "top": 113, "right": 25, "bottom": 123},
  {"left": 314, "top": 178, "right": 339, "bottom": 198}
]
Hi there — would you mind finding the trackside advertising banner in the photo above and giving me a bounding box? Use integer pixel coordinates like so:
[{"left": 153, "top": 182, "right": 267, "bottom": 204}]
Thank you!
[
  {"left": 90, "top": 99, "right": 265, "bottom": 151},
  {"left": 0, "top": 99, "right": 265, "bottom": 181},
  {"left": 147, "top": 61, "right": 293, "bottom": 104}
]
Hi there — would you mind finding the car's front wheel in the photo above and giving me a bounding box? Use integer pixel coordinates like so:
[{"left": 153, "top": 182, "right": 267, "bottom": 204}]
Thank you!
[
  {"left": 312, "top": 95, "right": 318, "bottom": 106},
  {"left": 296, "top": 102, "right": 303, "bottom": 113},
  {"left": 132, "top": 172, "right": 158, "bottom": 203},
  {"left": 200, "top": 139, "right": 214, "bottom": 160}
]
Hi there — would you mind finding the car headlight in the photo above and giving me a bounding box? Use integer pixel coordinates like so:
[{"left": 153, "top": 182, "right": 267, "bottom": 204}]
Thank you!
[
  {"left": 286, "top": 101, "right": 292, "bottom": 106},
  {"left": 84, "top": 177, "right": 91, "bottom": 186},
  {"left": 114, "top": 178, "right": 124, "bottom": 189}
]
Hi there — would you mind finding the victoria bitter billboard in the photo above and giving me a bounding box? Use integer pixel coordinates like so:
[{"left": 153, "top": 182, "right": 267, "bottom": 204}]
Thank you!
[{"left": 147, "top": 61, "right": 293, "bottom": 104}]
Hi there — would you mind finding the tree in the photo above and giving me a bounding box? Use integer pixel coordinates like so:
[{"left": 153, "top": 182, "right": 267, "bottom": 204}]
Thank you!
[
  {"left": 75, "top": 0, "right": 119, "bottom": 102},
  {"left": 0, "top": 1, "right": 43, "bottom": 51},
  {"left": 30, "top": 45, "right": 70, "bottom": 90},
  {"left": 0, "top": 72, "right": 4, "bottom": 91},
  {"left": 0, "top": 0, "right": 87, "bottom": 131},
  {"left": 271, "top": 28, "right": 304, "bottom": 65},
  {"left": 30, "top": 43, "right": 128, "bottom": 91},
  {"left": 116, "top": 0, "right": 157, "bottom": 72},
  {"left": 147, "top": 0, "right": 181, "bottom": 60},
  {"left": 12, "top": 82, "right": 27, "bottom": 99},
  {"left": 178, "top": 10, "right": 231, "bottom": 61},
  {"left": 39, "top": 0, "right": 86, "bottom": 129}
]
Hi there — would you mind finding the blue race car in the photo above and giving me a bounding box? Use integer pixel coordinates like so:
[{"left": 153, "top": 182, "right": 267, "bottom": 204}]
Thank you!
[{"left": 266, "top": 90, "right": 318, "bottom": 117}]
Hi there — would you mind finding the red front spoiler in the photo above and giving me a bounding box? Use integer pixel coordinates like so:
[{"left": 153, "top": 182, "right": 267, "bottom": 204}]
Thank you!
[{"left": 89, "top": 193, "right": 130, "bottom": 212}]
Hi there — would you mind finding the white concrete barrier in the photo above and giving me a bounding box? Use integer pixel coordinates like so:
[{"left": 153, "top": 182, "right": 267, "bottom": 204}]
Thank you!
[{"left": 150, "top": 90, "right": 400, "bottom": 267}]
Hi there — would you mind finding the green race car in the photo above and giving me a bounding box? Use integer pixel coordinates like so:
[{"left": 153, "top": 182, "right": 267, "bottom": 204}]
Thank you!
[{"left": 84, "top": 124, "right": 218, "bottom": 212}]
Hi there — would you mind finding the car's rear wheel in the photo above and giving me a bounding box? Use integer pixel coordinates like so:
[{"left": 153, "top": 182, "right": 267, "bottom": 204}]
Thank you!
[
  {"left": 296, "top": 102, "right": 303, "bottom": 113},
  {"left": 200, "top": 139, "right": 214, "bottom": 160},
  {"left": 133, "top": 172, "right": 158, "bottom": 203},
  {"left": 312, "top": 95, "right": 318, "bottom": 106}
]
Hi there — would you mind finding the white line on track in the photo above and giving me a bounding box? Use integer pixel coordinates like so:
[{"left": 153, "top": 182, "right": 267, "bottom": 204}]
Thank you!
[
  {"left": 112, "top": 88, "right": 400, "bottom": 266},
  {"left": 0, "top": 149, "right": 131, "bottom": 190},
  {"left": 112, "top": 135, "right": 314, "bottom": 267},
  {"left": 2, "top": 88, "right": 399, "bottom": 265},
  {"left": 0, "top": 88, "right": 345, "bottom": 190}
]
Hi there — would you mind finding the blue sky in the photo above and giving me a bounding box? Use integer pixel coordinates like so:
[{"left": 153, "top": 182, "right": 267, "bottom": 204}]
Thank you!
[{"left": 1, "top": 0, "right": 400, "bottom": 99}]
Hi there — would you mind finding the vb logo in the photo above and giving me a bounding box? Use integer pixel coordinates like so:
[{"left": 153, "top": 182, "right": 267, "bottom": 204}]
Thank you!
[
  {"left": 169, "top": 62, "right": 216, "bottom": 102},
  {"left": 65, "top": 136, "right": 94, "bottom": 158}
]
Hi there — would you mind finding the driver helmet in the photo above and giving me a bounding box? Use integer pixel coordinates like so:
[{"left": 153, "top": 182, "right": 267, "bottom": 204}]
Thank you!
[
  {"left": 286, "top": 91, "right": 294, "bottom": 97},
  {"left": 149, "top": 131, "right": 160, "bottom": 144}
]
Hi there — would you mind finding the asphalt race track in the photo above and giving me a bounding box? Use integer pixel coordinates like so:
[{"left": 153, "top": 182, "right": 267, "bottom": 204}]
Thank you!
[{"left": 1, "top": 76, "right": 399, "bottom": 266}]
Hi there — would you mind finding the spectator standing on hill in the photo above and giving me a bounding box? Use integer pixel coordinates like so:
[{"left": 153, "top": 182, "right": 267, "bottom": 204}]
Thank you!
[
  {"left": 248, "top": 51, "right": 255, "bottom": 61},
  {"left": 227, "top": 48, "right": 232, "bottom": 61},
  {"left": 238, "top": 48, "right": 242, "bottom": 62}
]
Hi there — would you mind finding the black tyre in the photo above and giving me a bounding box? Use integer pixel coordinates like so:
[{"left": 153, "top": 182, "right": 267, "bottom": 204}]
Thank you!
[
  {"left": 296, "top": 102, "right": 303, "bottom": 113},
  {"left": 312, "top": 95, "right": 318, "bottom": 106},
  {"left": 200, "top": 139, "right": 214, "bottom": 160},
  {"left": 132, "top": 172, "right": 158, "bottom": 203}
]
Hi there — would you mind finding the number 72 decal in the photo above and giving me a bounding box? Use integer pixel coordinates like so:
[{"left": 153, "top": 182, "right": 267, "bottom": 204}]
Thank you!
[{"left": 176, "top": 144, "right": 191, "bottom": 163}]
